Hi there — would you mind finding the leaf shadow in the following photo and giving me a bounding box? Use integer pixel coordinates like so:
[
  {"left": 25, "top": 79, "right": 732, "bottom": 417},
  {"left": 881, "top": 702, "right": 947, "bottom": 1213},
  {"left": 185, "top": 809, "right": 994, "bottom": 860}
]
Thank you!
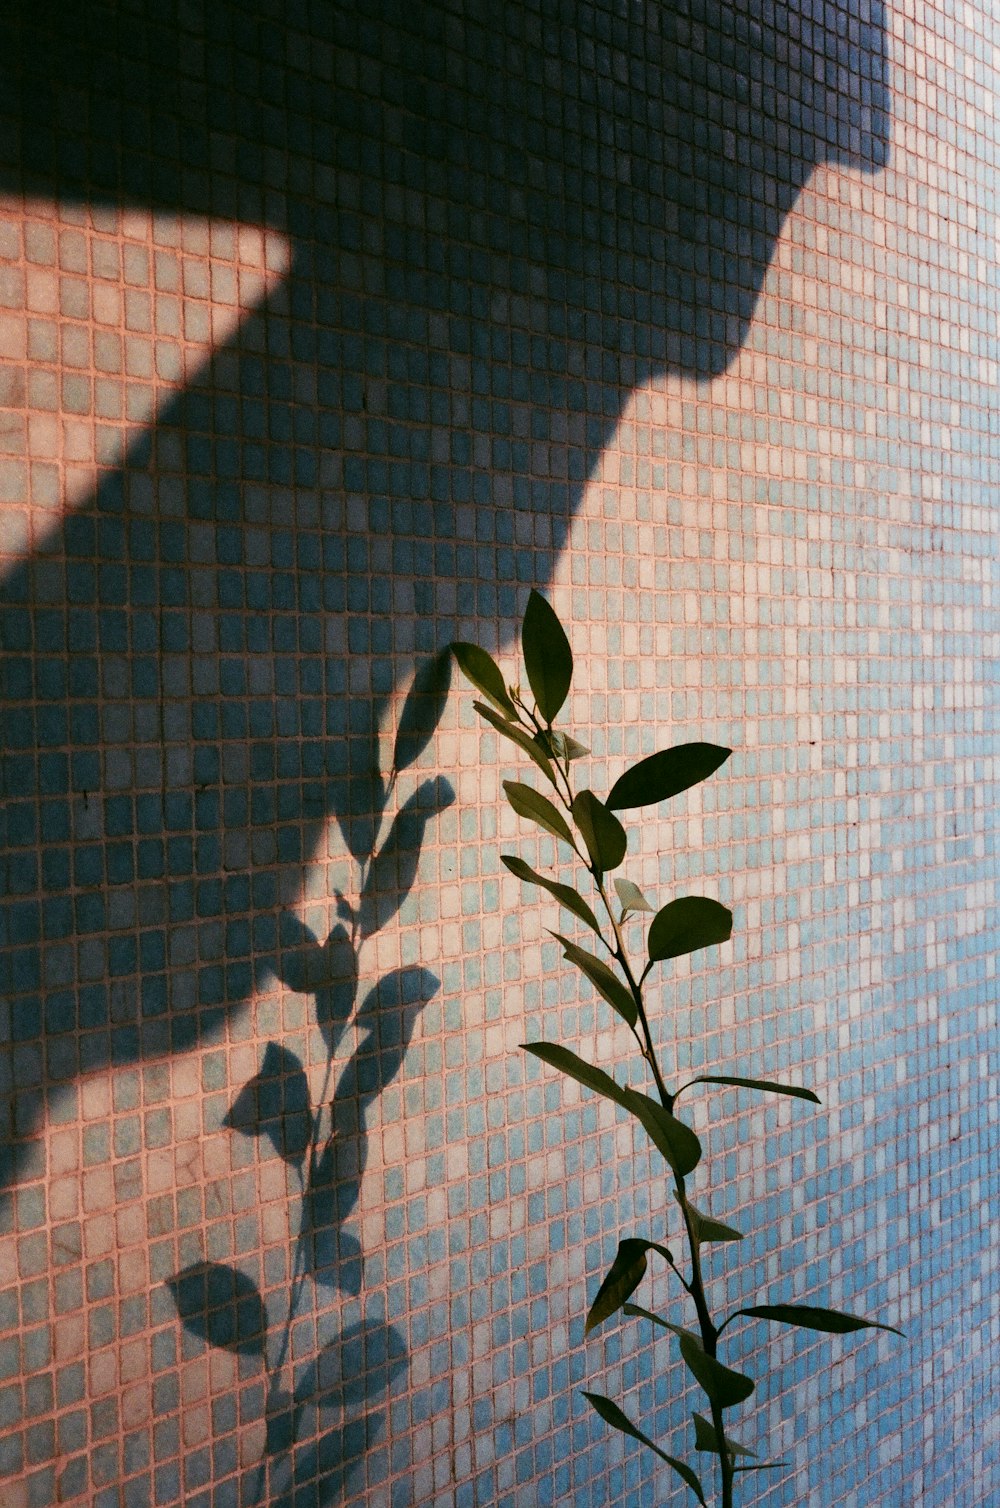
[
  {"left": 391, "top": 648, "right": 453, "bottom": 779},
  {"left": 358, "top": 777, "right": 455, "bottom": 938},
  {"left": 247, "top": 1322, "right": 405, "bottom": 1508},
  {"left": 300, "top": 967, "right": 438, "bottom": 1292},
  {"left": 165, "top": 1261, "right": 268, "bottom": 1358},
  {"left": 263, "top": 1410, "right": 385, "bottom": 1508},
  {"left": 275, "top": 914, "right": 359, "bottom": 1057},
  {"left": 294, "top": 1318, "right": 408, "bottom": 1412},
  {"left": 223, "top": 1041, "right": 312, "bottom": 1167},
  {"left": 327, "top": 695, "right": 391, "bottom": 864}
]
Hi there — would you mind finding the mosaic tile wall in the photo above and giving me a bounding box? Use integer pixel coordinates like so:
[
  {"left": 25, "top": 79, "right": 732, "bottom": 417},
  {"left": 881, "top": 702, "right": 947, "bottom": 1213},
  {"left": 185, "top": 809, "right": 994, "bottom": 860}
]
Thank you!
[{"left": 1, "top": 1, "right": 998, "bottom": 1504}]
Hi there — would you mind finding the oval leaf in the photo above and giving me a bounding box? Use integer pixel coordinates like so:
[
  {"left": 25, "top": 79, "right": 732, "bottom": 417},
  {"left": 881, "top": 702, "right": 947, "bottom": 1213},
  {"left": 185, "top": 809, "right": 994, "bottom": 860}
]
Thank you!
[
  {"left": 451, "top": 642, "right": 516, "bottom": 717},
  {"left": 614, "top": 877, "right": 654, "bottom": 918},
  {"left": 392, "top": 648, "right": 452, "bottom": 773},
  {"left": 524, "top": 1042, "right": 700, "bottom": 1173},
  {"left": 502, "top": 854, "right": 601, "bottom": 934},
  {"left": 474, "top": 701, "right": 557, "bottom": 784},
  {"left": 275, "top": 916, "right": 358, "bottom": 1055},
  {"left": 272, "top": 1411, "right": 382, "bottom": 1508},
  {"left": 312, "top": 924, "right": 359, "bottom": 1053},
  {"left": 586, "top": 1239, "right": 650, "bottom": 1334},
  {"left": 648, "top": 896, "right": 732, "bottom": 964},
  {"left": 503, "top": 780, "right": 576, "bottom": 849},
  {"left": 273, "top": 913, "right": 323, "bottom": 992},
  {"left": 738, "top": 1304, "right": 903, "bottom": 1336},
  {"left": 572, "top": 789, "right": 628, "bottom": 873},
  {"left": 331, "top": 767, "right": 386, "bottom": 863},
  {"left": 300, "top": 1141, "right": 364, "bottom": 1294},
  {"left": 607, "top": 743, "right": 731, "bottom": 811},
  {"left": 553, "top": 932, "right": 637, "bottom": 1029},
  {"left": 550, "top": 730, "right": 590, "bottom": 761},
  {"left": 692, "top": 1412, "right": 757, "bottom": 1460},
  {"left": 165, "top": 1262, "right": 268, "bottom": 1357},
  {"left": 680, "top": 1074, "right": 820, "bottom": 1105},
  {"left": 679, "top": 1332, "right": 755, "bottom": 1409},
  {"left": 624, "top": 1301, "right": 674, "bottom": 1331},
  {"left": 522, "top": 590, "right": 573, "bottom": 724},
  {"left": 583, "top": 1393, "right": 707, "bottom": 1506},
  {"left": 686, "top": 1200, "right": 744, "bottom": 1243},
  {"left": 620, "top": 1087, "right": 702, "bottom": 1174},
  {"left": 223, "top": 1041, "right": 311, "bottom": 1166}
]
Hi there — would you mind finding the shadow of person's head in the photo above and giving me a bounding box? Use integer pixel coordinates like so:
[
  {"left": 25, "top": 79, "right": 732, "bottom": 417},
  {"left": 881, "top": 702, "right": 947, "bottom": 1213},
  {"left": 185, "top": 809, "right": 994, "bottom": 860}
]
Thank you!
[
  {"left": 0, "top": 0, "right": 890, "bottom": 1194},
  {"left": 5, "top": 0, "right": 888, "bottom": 385}
]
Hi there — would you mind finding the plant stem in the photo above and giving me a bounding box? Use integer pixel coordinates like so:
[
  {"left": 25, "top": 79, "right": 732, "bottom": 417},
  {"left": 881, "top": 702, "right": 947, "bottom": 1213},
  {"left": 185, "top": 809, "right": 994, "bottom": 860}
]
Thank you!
[
  {"left": 248, "top": 1158, "right": 308, "bottom": 1506},
  {"left": 632, "top": 966, "right": 733, "bottom": 1504},
  {"left": 586, "top": 832, "right": 733, "bottom": 1503},
  {"left": 514, "top": 701, "right": 736, "bottom": 1506}
]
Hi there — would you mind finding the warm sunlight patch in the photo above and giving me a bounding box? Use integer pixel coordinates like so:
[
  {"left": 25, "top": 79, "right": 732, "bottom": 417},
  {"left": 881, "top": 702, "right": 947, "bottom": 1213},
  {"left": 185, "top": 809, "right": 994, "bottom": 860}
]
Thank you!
[{"left": 0, "top": 199, "right": 290, "bottom": 564}]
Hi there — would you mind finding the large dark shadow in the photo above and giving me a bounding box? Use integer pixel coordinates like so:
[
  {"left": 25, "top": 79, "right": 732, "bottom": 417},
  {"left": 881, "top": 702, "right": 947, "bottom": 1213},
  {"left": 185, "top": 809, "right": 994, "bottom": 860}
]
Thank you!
[
  {"left": 0, "top": 0, "right": 889, "bottom": 1183},
  {"left": 0, "top": 2, "right": 890, "bottom": 1498}
]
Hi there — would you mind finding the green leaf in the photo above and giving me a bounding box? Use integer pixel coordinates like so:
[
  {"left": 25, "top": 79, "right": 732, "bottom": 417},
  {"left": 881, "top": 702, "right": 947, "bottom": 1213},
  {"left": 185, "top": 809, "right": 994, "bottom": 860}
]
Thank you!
[
  {"left": 572, "top": 788, "right": 628, "bottom": 873},
  {"left": 583, "top": 1394, "right": 707, "bottom": 1506},
  {"left": 522, "top": 590, "right": 573, "bottom": 724},
  {"left": 502, "top": 856, "right": 601, "bottom": 935},
  {"left": 681, "top": 1074, "right": 820, "bottom": 1105},
  {"left": 549, "top": 730, "right": 590, "bottom": 761},
  {"left": 451, "top": 642, "right": 516, "bottom": 717},
  {"left": 474, "top": 702, "right": 557, "bottom": 785},
  {"left": 503, "top": 780, "right": 576, "bottom": 849},
  {"left": 627, "top": 1315, "right": 746, "bottom": 1401},
  {"left": 623, "top": 1302, "right": 675, "bottom": 1331},
  {"left": 553, "top": 932, "right": 637, "bottom": 1029},
  {"left": 606, "top": 743, "right": 731, "bottom": 811},
  {"left": 614, "top": 878, "right": 654, "bottom": 918},
  {"left": 733, "top": 1462, "right": 790, "bottom": 1473},
  {"left": 620, "top": 1088, "right": 701, "bottom": 1175},
  {"left": 692, "top": 1413, "right": 757, "bottom": 1460},
  {"left": 523, "top": 1042, "right": 635, "bottom": 1115},
  {"left": 586, "top": 1239, "right": 650, "bottom": 1333},
  {"left": 687, "top": 1201, "right": 743, "bottom": 1243},
  {"left": 648, "top": 896, "right": 732, "bottom": 964},
  {"left": 737, "top": 1304, "right": 903, "bottom": 1337},
  {"left": 522, "top": 1043, "right": 701, "bottom": 1174},
  {"left": 679, "top": 1333, "right": 754, "bottom": 1409}
]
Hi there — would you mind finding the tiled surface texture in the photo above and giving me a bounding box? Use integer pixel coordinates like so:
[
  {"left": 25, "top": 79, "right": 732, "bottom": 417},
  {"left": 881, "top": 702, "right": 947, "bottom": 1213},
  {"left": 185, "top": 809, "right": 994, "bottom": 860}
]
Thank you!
[{"left": 1, "top": 2, "right": 998, "bottom": 1505}]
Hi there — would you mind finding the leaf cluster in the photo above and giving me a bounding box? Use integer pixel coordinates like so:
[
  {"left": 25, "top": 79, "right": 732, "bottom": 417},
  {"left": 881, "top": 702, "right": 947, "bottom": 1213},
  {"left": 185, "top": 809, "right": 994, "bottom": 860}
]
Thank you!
[
  {"left": 163, "top": 654, "right": 453, "bottom": 1504},
  {"left": 453, "top": 592, "right": 902, "bottom": 1507}
]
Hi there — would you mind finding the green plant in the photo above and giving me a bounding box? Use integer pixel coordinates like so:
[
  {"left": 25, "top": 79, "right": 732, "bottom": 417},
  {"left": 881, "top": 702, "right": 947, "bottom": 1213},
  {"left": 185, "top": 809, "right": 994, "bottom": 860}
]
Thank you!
[{"left": 452, "top": 592, "right": 901, "bottom": 1508}]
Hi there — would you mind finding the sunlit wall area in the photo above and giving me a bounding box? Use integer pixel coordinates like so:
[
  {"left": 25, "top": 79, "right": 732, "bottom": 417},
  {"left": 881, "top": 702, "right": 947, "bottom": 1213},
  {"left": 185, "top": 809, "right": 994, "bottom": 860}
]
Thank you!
[{"left": 1, "top": 3, "right": 998, "bottom": 1506}]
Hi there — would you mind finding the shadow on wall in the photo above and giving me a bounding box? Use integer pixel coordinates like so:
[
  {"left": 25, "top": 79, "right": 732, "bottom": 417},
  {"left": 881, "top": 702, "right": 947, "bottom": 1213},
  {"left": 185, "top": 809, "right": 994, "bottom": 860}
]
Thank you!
[
  {"left": 0, "top": 0, "right": 891, "bottom": 1172},
  {"left": 162, "top": 664, "right": 449, "bottom": 1503},
  {"left": 0, "top": 0, "right": 889, "bottom": 1494}
]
